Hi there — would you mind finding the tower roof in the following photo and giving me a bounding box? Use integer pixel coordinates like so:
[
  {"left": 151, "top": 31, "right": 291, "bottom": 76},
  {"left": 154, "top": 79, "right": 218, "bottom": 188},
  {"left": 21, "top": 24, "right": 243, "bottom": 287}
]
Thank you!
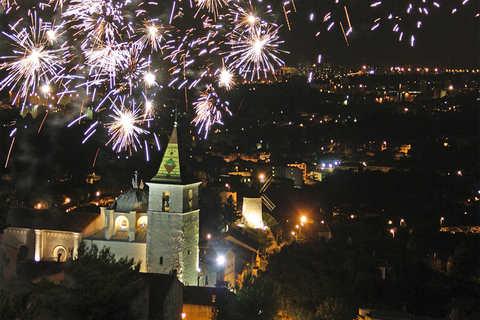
[
  {"left": 151, "top": 124, "right": 194, "bottom": 184},
  {"left": 110, "top": 188, "right": 148, "bottom": 213}
]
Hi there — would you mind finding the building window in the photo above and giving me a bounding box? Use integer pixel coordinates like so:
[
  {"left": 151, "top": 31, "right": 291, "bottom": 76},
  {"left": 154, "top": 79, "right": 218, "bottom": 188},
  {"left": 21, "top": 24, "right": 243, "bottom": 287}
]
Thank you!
[
  {"left": 188, "top": 189, "right": 193, "bottom": 210},
  {"left": 17, "top": 245, "right": 28, "bottom": 260},
  {"left": 163, "top": 191, "right": 170, "bottom": 212},
  {"left": 160, "top": 257, "right": 163, "bottom": 265}
]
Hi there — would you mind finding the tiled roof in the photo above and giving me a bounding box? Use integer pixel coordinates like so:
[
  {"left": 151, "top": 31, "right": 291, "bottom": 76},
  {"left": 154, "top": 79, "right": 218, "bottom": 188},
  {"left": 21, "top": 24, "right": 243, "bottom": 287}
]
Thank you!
[
  {"left": 7, "top": 208, "right": 99, "bottom": 233},
  {"left": 85, "top": 228, "right": 147, "bottom": 243}
]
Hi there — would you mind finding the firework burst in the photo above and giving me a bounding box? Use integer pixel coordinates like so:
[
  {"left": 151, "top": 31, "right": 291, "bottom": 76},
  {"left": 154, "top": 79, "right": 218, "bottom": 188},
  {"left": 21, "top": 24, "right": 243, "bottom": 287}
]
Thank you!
[
  {"left": 195, "top": 0, "right": 229, "bottom": 20},
  {"left": 0, "top": 12, "right": 69, "bottom": 109},
  {"left": 192, "top": 85, "right": 231, "bottom": 138},
  {"left": 227, "top": 24, "right": 287, "bottom": 80},
  {"left": 136, "top": 19, "right": 171, "bottom": 53},
  {"left": 216, "top": 64, "right": 235, "bottom": 90},
  {"left": 106, "top": 97, "right": 150, "bottom": 153}
]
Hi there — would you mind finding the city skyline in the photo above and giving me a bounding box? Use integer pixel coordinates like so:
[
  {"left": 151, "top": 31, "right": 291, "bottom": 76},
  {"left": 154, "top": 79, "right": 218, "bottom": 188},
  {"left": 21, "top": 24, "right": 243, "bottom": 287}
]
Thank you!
[{"left": 278, "top": 0, "right": 479, "bottom": 68}]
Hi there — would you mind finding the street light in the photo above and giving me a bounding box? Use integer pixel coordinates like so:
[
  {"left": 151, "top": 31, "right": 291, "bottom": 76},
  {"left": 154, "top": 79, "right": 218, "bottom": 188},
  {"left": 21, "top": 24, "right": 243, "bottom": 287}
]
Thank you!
[{"left": 440, "top": 217, "right": 444, "bottom": 227}]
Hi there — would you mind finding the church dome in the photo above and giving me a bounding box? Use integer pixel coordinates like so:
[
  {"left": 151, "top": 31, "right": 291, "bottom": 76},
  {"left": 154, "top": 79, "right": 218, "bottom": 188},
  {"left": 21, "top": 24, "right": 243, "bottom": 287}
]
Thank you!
[{"left": 110, "top": 188, "right": 148, "bottom": 213}]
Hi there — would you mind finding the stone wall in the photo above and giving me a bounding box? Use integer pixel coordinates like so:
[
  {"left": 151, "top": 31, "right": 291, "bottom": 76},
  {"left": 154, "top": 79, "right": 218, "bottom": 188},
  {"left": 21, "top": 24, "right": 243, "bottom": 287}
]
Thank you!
[{"left": 182, "top": 210, "right": 200, "bottom": 286}]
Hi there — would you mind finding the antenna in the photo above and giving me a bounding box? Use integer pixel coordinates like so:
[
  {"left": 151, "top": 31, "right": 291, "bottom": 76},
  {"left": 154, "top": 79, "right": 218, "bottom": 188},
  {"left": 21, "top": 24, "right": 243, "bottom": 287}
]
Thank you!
[
  {"left": 132, "top": 171, "right": 138, "bottom": 188},
  {"left": 174, "top": 104, "right": 178, "bottom": 127}
]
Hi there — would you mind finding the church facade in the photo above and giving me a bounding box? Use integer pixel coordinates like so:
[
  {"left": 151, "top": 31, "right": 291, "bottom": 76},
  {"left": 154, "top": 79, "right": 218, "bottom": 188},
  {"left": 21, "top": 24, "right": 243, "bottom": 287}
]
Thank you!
[{"left": 2, "top": 124, "right": 200, "bottom": 286}]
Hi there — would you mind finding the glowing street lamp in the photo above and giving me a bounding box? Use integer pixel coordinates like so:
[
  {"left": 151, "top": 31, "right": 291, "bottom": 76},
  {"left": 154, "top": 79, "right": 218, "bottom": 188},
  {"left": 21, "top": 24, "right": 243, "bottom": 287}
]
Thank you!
[
  {"left": 41, "top": 84, "right": 50, "bottom": 94},
  {"left": 259, "top": 173, "right": 265, "bottom": 182},
  {"left": 217, "top": 255, "right": 225, "bottom": 265},
  {"left": 440, "top": 217, "right": 444, "bottom": 227}
]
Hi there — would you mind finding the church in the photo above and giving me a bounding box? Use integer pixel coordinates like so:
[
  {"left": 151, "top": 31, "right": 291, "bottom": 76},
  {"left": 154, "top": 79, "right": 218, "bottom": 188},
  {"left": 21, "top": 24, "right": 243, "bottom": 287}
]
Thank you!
[{"left": 3, "top": 124, "right": 201, "bottom": 286}]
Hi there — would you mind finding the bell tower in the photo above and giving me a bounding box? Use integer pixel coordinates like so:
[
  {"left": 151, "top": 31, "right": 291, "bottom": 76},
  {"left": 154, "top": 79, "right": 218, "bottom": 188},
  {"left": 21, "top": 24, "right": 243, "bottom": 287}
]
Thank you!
[{"left": 146, "top": 123, "right": 200, "bottom": 286}]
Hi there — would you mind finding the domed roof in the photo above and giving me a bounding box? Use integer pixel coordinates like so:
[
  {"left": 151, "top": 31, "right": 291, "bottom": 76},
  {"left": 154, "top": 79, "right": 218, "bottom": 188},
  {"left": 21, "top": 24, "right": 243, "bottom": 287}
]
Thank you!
[{"left": 110, "top": 188, "right": 148, "bottom": 213}]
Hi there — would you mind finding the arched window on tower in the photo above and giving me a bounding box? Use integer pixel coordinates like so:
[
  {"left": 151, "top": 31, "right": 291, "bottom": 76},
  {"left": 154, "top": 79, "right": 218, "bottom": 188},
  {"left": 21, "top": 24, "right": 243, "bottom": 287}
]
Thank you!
[
  {"left": 188, "top": 189, "right": 193, "bottom": 211},
  {"left": 163, "top": 191, "right": 170, "bottom": 212}
]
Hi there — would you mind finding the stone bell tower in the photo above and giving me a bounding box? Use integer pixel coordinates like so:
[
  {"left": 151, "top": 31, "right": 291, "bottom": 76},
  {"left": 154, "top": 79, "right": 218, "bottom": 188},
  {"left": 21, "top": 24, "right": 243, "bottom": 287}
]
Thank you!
[{"left": 146, "top": 123, "right": 200, "bottom": 286}]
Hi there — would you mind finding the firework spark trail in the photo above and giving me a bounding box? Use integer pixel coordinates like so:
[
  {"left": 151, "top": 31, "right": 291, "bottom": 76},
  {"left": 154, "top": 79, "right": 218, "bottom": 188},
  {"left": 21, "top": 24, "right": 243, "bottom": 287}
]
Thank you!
[
  {"left": 38, "top": 110, "right": 49, "bottom": 133},
  {"left": 4, "top": 137, "right": 15, "bottom": 168},
  {"left": 340, "top": 22, "right": 349, "bottom": 46},
  {"left": 92, "top": 147, "right": 100, "bottom": 167}
]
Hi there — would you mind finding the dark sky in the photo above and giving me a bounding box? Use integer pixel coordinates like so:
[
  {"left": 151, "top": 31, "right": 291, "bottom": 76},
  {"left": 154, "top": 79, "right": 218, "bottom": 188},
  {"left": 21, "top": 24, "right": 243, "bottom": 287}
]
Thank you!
[{"left": 277, "top": 0, "right": 480, "bottom": 68}]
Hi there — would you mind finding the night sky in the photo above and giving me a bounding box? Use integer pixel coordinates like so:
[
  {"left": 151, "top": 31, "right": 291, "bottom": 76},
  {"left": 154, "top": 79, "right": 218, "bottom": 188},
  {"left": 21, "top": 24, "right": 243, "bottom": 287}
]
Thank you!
[{"left": 276, "top": 0, "right": 480, "bottom": 68}]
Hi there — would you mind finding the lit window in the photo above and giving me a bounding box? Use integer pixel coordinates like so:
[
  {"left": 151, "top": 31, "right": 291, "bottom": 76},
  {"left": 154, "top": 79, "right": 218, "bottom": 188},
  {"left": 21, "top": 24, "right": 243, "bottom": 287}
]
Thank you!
[{"left": 163, "top": 191, "right": 170, "bottom": 212}]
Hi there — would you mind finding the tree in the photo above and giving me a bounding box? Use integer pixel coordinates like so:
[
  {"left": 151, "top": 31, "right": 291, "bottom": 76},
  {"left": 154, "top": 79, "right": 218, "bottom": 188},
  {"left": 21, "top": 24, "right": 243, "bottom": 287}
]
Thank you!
[
  {"left": 221, "top": 195, "right": 241, "bottom": 228},
  {"left": 266, "top": 241, "right": 355, "bottom": 320},
  {"left": 236, "top": 272, "right": 279, "bottom": 320},
  {"left": 198, "top": 181, "right": 224, "bottom": 235},
  {"left": 0, "top": 188, "right": 16, "bottom": 234},
  {"left": 211, "top": 292, "right": 236, "bottom": 320},
  {"left": 41, "top": 242, "right": 143, "bottom": 320},
  {"left": 0, "top": 188, "right": 16, "bottom": 291},
  {"left": 313, "top": 297, "right": 350, "bottom": 320},
  {"left": 0, "top": 289, "right": 45, "bottom": 320}
]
